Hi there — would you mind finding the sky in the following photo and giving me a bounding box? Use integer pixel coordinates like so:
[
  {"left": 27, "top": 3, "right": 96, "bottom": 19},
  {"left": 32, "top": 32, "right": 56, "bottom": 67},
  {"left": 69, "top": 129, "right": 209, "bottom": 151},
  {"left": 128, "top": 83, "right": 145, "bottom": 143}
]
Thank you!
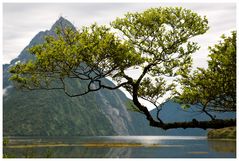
[{"left": 2, "top": 2, "right": 237, "bottom": 110}]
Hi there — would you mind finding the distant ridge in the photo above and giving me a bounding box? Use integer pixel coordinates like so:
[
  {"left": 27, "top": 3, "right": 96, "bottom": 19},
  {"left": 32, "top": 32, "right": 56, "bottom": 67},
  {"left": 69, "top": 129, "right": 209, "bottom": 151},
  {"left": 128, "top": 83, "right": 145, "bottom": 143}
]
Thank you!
[{"left": 3, "top": 17, "right": 235, "bottom": 136}]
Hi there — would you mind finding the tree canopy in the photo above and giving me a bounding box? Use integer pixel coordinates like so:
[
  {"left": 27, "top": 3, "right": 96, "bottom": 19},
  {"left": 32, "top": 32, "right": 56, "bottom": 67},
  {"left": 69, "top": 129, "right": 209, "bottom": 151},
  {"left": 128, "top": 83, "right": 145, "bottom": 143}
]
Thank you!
[
  {"left": 9, "top": 7, "right": 236, "bottom": 130},
  {"left": 176, "top": 31, "right": 236, "bottom": 119}
]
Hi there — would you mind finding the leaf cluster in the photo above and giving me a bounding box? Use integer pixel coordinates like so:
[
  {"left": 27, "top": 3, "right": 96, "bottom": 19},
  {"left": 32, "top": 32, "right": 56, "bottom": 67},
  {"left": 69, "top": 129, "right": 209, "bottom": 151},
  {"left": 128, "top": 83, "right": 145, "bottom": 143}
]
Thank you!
[
  {"left": 177, "top": 31, "right": 236, "bottom": 112},
  {"left": 9, "top": 7, "right": 209, "bottom": 109}
]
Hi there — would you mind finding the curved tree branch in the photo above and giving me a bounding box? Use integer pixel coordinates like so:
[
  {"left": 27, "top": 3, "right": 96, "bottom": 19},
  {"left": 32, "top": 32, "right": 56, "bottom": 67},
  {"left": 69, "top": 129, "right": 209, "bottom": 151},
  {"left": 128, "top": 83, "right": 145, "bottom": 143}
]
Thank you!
[{"left": 149, "top": 118, "right": 236, "bottom": 130}]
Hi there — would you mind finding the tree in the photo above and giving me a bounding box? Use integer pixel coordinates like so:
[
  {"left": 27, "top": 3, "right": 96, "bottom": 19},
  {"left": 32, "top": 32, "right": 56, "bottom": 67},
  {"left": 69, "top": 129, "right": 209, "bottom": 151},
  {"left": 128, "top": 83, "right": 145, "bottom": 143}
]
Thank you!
[
  {"left": 9, "top": 7, "right": 235, "bottom": 130},
  {"left": 176, "top": 31, "right": 236, "bottom": 120}
]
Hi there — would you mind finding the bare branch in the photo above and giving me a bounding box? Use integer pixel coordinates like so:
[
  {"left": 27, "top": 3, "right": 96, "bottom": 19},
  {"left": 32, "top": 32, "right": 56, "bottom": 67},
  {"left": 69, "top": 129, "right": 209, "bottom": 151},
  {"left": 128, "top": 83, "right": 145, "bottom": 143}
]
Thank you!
[{"left": 101, "top": 81, "right": 129, "bottom": 90}]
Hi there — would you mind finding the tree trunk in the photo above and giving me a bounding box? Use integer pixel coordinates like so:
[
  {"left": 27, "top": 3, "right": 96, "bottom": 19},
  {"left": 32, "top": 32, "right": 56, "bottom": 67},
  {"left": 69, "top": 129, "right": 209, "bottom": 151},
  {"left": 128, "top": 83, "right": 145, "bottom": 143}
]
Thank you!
[
  {"left": 132, "top": 84, "right": 236, "bottom": 130},
  {"left": 149, "top": 118, "right": 236, "bottom": 130}
]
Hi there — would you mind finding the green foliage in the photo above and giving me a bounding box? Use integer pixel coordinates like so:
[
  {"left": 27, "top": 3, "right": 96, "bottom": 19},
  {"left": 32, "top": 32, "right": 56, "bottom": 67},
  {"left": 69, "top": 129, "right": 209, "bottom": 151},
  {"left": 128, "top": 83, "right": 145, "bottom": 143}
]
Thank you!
[
  {"left": 3, "top": 137, "right": 9, "bottom": 146},
  {"left": 181, "top": 104, "right": 191, "bottom": 110},
  {"left": 9, "top": 24, "right": 141, "bottom": 90},
  {"left": 3, "top": 153, "right": 16, "bottom": 158},
  {"left": 111, "top": 6, "right": 208, "bottom": 73},
  {"left": 208, "top": 126, "right": 236, "bottom": 139},
  {"left": 111, "top": 7, "right": 208, "bottom": 106},
  {"left": 177, "top": 31, "right": 236, "bottom": 112},
  {"left": 9, "top": 7, "right": 209, "bottom": 123},
  {"left": 3, "top": 153, "right": 9, "bottom": 158}
]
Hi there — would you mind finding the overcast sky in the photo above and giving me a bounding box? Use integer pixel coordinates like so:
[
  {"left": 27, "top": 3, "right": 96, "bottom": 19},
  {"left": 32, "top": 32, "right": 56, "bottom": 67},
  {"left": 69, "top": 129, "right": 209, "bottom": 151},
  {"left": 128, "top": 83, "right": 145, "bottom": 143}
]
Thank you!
[
  {"left": 2, "top": 3, "right": 237, "bottom": 110},
  {"left": 3, "top": 3, "right": 236, "bottom": 66}
]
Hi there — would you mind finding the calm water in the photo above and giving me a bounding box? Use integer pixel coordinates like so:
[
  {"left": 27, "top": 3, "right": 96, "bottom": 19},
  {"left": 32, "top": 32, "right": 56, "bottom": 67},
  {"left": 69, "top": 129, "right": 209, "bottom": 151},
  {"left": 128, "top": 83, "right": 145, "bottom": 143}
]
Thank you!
[{"left": 3, "top": 136, "right": 236, "bottom": 158}]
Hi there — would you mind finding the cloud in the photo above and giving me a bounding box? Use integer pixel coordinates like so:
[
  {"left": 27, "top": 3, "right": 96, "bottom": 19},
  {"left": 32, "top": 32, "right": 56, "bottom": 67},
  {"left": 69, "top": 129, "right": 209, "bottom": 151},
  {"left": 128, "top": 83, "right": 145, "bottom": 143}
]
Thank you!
[
  {"left": 2, "top": 3, "right": 236, "bottom": 110},
  {"left": 3, "top": 3, "right": 236, "bottom": 65}
]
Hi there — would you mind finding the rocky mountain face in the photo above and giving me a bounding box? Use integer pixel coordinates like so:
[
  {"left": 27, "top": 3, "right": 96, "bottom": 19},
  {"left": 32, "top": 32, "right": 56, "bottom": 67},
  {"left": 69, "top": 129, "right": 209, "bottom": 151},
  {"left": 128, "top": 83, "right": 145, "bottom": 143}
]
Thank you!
[
  {"left": 3, "top": 17, "right": 162, "bottom": 136},
  {"left": 3, "top": 17, "right": 235, "bottom": 136}
]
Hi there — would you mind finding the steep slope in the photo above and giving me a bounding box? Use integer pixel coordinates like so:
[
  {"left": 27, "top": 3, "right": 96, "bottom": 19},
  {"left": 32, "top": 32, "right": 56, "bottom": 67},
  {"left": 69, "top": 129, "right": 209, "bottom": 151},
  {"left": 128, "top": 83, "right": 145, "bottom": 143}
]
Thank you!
[
  {"left": 4, "top": 17, "right": 235, "bottom": 137},
  {"left": 3, "top": 17, "right": 133, "bottom": 136},
  {"left": 4, "top": 17, "right": 164, "bottom": 136}
]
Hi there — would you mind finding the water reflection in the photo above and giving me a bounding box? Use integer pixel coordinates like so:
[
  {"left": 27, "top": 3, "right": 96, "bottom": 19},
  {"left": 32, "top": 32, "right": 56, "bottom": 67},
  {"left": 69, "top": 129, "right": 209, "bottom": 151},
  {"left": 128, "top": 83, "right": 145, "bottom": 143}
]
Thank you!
[
  {"left": 3, "top": 136, "right": 236, "bottom": 158},
  {"left": 53, "top": 146, "right": 132, "bottom": 158},
  {"left": 208, "top": 140, "right": 236, "bottom": 153},
  {"left": 4, "top": 146, "right": 132, "bottom": 158}
]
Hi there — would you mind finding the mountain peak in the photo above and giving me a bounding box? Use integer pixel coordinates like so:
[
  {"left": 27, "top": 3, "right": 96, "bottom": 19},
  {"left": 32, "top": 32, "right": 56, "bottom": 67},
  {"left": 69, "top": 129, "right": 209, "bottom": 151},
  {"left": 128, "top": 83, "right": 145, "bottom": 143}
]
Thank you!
[
  {"left": 8, "top": 17, "right": 76, "bottom": 65},
  {"left": 50, "top": 16, "right": 76, "bottom": 31}
]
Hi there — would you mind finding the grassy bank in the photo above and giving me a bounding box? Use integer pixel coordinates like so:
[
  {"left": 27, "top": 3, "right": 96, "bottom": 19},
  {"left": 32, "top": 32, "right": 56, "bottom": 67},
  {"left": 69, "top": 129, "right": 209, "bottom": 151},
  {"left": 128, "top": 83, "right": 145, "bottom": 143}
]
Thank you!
[{"left": 207, "top": 126, "right": 236, "bottom": 139}]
